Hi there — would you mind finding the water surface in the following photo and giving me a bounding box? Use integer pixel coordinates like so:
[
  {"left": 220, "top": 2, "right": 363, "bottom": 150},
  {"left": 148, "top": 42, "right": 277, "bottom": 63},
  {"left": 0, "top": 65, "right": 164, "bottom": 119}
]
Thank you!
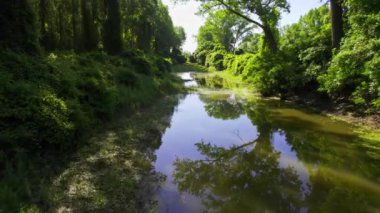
[{"left": 155, "top": 73, "right": 380, "bottom": 213}]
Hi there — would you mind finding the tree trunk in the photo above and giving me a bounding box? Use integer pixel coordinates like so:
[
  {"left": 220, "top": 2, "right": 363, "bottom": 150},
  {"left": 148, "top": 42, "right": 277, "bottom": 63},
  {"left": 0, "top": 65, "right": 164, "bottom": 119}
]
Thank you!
[
  {"left": 330, "top": 0, "right": 344, "bottom": 49},
  {"left": 103, "top": 0, "right": 123, "bottom": 55},
  {"left": 39, "top": 0, "right": 47, "bottom": 47},
  {"left": 91, "top": 0, "right": 100, "bottom": 50},
  {"left": 72, "top": 0, "right": 79, "bottom": 51},
  {"left": 0, "top": 0, "right": 40, "bottom": 54},
  {"left": 81, "top": 0, "right": 96, "bottom": 51},
  {"left": 58, "top": 6, "right": 64, "bottom": 49},
  {"left": 262, "top": 26, "right": 278, "bottom": 53}
]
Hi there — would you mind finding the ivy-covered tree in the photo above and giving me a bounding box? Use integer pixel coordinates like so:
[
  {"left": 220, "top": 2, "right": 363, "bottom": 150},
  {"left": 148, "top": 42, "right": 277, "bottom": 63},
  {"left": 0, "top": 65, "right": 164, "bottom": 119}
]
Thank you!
[{"left": 329, "top": 0, "right": 344, "bottom": 49}]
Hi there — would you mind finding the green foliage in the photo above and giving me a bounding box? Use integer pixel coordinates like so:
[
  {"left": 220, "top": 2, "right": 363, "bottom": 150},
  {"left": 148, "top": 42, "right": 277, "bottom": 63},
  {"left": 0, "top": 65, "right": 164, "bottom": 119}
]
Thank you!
[
  {"left": 222, "top": 53, "right": 236, "bottom": 71},
  {"left": 0, "top": 151, "right": 34, "bottom": 212},
  {"left": 205, "top": 50, "right": 228, "bottom": 71},
  {"left": 154, "top": 2, "right": 179, "bottom": 55},
  {"left": 194, "top": 41, "right": 226, "bottom": 66},
  {"left": 239, "top": 33, "right": 262, "bottom": 54},
  {"left": 187, "top": 0, "right": 289, "bottom": 52},
  {"left": 172, "top": 63, "right": 208, "bottom": 73},
  {"left": 2, "top": 0, "right": 187, "bottom": 57},
  {"left": 228, "top": 54, "right": 255, "bottom": 76},
  {"left": 197, "top": 2, "right": 379, "bottom": 112},
  {"left": 0, "top": 50, "right": 181, "bottom": 150},
  {"left": 319, "top": 6, "right": 380, "bottom": 111},
  {"left": 195, "top": 4, "right": 333, "bottom": 97},
  {"left": 197, "top": 10, "right": 253, "bottom": 52}
]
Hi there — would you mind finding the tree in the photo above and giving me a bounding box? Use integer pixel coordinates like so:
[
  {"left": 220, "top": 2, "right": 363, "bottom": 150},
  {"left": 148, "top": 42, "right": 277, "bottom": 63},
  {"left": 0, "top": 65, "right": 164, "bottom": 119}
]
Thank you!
[
  {"left": 178, "top": 0, "right": 289, "bottom": 53},
  {"left": 103, "top": 0, "right": 123, "bottom": 54},
  {"left": 174, "top": 26, "right": 187, "bottom": 50},
  {"left": 239, "top": 33, "right": 261, "bottom": 53},
  {"left": 0, "top": 0, "right": 40, "bottom": 54},
  {"left": 153, "top": 1, "right": 176, "bottom": 55},
  {"left": 329, "top": 0, "right": 344, "bottom": 49},
  {"left": 80, "top": 0, "right": 99, "bottom": 51},
  {"left": 197, "top": 10, "right": 253, "bottom": 52}
]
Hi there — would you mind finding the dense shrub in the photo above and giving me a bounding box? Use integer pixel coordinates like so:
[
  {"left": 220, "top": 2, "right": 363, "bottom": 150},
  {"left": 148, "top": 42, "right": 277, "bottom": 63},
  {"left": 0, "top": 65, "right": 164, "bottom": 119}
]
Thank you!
[
  {"left": 194, "top": 41, "right": 226, "bottom": 66},
  {"left": 0, "top": 50, "right": 181, "bottom": 150},
  {"left": 319, "top": 12, "right": 380, "bottom": 110},
  {"left": 205, "top": 50, "right": 227, "bottom": 71},
  {"left": 228, "top": 54, "right": 255, "bottom": 76},
  {"left": 223, "top": 54, "right": 236, "bottom": 71},
  {"left": 195, "top": 3, "right": 379, "bottom": 112}
]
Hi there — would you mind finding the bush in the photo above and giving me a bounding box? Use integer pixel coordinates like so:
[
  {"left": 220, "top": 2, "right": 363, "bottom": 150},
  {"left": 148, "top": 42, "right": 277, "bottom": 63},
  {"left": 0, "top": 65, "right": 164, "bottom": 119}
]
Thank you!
[
  {"left": 223, "top": 54, "right": 236, "bottom": 71},
  {"left": 194, "top": 42, "right": 226, "bottom": 66},
  {"left": 205, "top": 50, "right": 227, "bottom": 71},
  {"left": 0, "top": 50, "right": 181, "bottom": 150},
  {"left": 228, "top": 54, "right": 255, "bottom": 76},
  {"left": 319, "top": 13, "right": 380, "bottom": 111}
]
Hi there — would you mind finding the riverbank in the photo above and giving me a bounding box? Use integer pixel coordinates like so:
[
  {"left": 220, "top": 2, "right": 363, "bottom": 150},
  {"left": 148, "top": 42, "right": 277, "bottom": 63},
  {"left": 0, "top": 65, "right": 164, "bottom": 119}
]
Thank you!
[
  {"left": 153, "top": 71, "right": 380, "bottom": 212},
  {"left": 193, "top": 70, "right": 380, "bottom": 136},
  {"left": 0, "top": 51, "right": 184, "bottom": 212},
  {"left": 42, "top": 95, "right": 180, "bottom": 212}
]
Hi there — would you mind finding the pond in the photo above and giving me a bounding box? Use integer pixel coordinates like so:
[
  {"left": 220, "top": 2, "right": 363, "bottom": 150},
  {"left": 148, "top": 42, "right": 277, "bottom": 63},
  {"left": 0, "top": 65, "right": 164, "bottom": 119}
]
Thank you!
[{"left": 154, "top": 73, "right": 380, "bottom": 213}]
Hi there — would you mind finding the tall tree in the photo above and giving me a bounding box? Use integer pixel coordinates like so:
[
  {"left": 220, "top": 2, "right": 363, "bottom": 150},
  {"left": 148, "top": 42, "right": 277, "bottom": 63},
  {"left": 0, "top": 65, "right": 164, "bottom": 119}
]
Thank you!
[
  {"left": 197, "top": 10, "right": 253, "bottom": 52},
  {"left": 0, "top": 0, "right": 40, "bottom": 54},
  {"left": 330, "top": 0, "right": 344, "bottom": 49},
  {"left": 71, "top": 0, "right": 80, "bottom": 51},
  {"left": 103, "top": 0, "right": 123, "bottom": 54},
  {"left": 81, "top": 0, "right": 98, "bottom": 51}
]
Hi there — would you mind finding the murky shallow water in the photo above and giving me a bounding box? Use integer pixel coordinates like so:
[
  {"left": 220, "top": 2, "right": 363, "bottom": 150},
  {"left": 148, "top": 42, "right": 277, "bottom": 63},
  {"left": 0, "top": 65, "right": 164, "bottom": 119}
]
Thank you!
[{"left": 154, "top": 73, "right": 380, "bottom": 213}]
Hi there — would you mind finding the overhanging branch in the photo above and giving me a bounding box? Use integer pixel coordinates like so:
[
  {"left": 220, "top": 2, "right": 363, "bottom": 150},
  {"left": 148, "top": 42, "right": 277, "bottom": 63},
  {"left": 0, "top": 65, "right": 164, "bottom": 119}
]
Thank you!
[{"left": 216, "top": 0, "right": 264, "bottom": 29}]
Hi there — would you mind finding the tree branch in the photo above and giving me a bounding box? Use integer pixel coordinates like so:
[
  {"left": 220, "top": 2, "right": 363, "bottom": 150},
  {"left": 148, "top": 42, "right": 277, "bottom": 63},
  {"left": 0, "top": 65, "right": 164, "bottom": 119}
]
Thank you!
[{"left": 216, "top": 0, "right": 264, "bottom": 29}]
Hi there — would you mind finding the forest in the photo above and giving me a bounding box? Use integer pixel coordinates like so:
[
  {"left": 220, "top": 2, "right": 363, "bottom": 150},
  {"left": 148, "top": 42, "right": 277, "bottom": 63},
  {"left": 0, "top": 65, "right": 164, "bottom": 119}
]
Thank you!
[
  {"left": 0, "top": 0, "right": 187, "bottom": 211},
  {"left": 0, "top": 0, "right": 188, "bottom": 149},
  {"left": 0, "top": 0, "right": 379, "bottom": 212},
  {"left": 191, "top": 0, "right": 380, "bottom": 113}
]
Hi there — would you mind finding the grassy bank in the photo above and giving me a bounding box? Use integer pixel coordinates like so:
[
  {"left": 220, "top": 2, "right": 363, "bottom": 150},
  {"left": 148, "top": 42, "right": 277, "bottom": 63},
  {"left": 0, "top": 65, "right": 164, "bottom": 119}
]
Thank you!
[
  {"left": 172, "top": 63, "right": 208, "bottom": 73},
  {"left": 195, "top": 69, "right": 380, "bottom": 137},
  {"left": 0, "top": 51, "right": 183, "bottom": 212}
]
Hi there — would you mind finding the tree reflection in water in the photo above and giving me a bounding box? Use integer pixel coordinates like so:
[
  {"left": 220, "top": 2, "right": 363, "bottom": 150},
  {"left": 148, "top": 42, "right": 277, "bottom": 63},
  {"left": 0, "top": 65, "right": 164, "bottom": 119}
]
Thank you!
[
  {"left": 173, "top": 95, "right": 380, "bottom": 212},
  {"left": 173, "top": 129, "right": 304, "bottom": 212},
  {"left": 199, "top": 93, "right": 245, "bottom": 120}
]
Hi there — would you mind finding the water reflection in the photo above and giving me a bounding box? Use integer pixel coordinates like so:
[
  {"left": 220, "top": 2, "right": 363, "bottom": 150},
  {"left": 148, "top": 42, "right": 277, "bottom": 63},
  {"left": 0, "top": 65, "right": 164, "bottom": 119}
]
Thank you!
[
  {"left": 199, "top": 93, "right": 244, "bottom": 120},
  {"left": 155, "top": 91, "right": 380, "bottom": 212}
]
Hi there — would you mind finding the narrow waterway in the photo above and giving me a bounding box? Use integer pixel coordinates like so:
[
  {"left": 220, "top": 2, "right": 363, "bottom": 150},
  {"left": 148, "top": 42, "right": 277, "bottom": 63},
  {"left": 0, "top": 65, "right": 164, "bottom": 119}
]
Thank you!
[{"left": 154, "top": 72, "right": 380, "bottom": 213}]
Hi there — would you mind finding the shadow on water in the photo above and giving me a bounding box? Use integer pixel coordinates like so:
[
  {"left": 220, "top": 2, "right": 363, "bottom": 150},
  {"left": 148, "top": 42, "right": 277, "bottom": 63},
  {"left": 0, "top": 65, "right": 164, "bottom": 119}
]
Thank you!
[{"left": 155, "top": 89, "right": 380, "bottom": 213}]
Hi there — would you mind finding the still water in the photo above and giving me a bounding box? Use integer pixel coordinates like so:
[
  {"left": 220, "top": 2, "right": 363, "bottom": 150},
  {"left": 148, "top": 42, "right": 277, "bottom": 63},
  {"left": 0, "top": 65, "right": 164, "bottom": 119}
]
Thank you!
[{"left": 154, "top": 73, "right": 380, "bottom": 213}]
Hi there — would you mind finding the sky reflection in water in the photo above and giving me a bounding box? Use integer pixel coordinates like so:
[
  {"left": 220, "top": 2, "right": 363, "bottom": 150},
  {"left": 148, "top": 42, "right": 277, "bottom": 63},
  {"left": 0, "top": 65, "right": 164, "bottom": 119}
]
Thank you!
[{"left": 154, "top": 91, "right": 380, "bottom": 213}]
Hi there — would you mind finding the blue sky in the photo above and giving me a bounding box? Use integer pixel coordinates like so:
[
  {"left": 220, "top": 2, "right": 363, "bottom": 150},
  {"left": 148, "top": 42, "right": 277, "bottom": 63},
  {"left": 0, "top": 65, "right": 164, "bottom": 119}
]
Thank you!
[{"left": 162, "top": 0, "right": 325, "bottom": 52}]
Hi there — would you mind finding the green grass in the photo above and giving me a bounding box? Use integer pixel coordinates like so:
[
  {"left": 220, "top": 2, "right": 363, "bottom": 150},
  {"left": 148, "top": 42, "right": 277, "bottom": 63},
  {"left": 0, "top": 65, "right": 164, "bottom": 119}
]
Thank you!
[{"left": 172, "top": 63, "right": 208, "bottom": 73}]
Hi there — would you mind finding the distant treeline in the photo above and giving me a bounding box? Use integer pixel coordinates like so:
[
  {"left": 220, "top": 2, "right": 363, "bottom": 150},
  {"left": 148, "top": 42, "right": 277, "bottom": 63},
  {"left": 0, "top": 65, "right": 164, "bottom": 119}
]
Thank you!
[{"left": 0, "top": 0, "right": 186, "bottom": 58}]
